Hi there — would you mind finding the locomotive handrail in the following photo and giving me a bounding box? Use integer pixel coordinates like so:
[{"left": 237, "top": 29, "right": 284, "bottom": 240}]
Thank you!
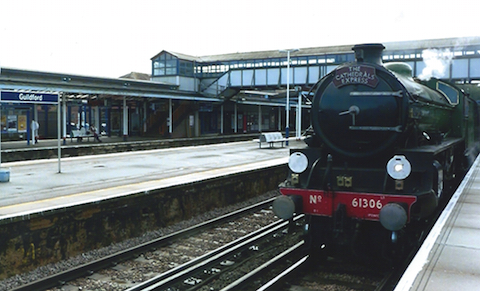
[
  {"left": 349, "top": 125, "right": 403, "bottom": 132},
  {"left": 350, "top": 90, "right": 403, "bottom": 97}
]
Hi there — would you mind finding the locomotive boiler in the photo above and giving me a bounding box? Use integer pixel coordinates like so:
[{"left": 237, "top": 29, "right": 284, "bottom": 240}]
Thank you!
[{"left": 273, "top": 44, "right": 480, "bottom": 259}]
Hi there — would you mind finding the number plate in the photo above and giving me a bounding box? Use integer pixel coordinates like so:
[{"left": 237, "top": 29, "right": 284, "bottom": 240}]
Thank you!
[{"left": 280, "top": 188, "right": 417, "bottom": 221}]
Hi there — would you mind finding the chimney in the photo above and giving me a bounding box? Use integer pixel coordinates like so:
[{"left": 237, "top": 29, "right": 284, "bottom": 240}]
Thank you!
[{"left": 353, "top": 44, "right": 385, "bottom": 65}]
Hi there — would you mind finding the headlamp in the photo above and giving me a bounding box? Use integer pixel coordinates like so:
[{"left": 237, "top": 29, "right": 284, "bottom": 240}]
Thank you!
[
  {"left": 288, "top": 152, "right": 308, "bottom": 173},
  {"left": 387, "top": 155, "right": 411, "bottom": 180}
]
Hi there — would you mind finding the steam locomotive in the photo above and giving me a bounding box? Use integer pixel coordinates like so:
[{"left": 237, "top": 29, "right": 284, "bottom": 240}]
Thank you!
[{"left": 273, "top": 44, "right": 480, "bottom": 259}]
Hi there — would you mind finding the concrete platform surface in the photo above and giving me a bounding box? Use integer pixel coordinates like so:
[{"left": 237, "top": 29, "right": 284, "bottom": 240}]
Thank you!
[
  {"left": 0, "top": 140, "right": 302, "bottom": 219},
  {"left": 395, "top": 155, "right": 480, "bottom": 291}
]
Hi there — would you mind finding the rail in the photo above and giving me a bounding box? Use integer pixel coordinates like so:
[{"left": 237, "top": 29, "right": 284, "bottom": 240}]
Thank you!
[
  {"left": 127, "top": 214, "right": 304, "bottom": 291},
  {"left": 224, "top": 242, "right": 307, "bottom": 291},
  {"left": 10, "top": 198, "right": 277, "bottom": 291}
]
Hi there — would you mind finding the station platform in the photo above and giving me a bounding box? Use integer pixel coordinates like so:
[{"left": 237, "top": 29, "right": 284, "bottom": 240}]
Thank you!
[
  {"left": 0, "top": 137, "right": 302, "bottom": 221},
  {"left": 0, "top": 133, "right": 262, "bottom": 163},
  {"left": 395, "top": 155, "right": 480, "bottom": 291}
]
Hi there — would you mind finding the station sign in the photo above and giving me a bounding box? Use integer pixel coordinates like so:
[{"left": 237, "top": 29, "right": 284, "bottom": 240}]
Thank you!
[{"left": 0, "top": 91, "right": 58, "bottom": 104}]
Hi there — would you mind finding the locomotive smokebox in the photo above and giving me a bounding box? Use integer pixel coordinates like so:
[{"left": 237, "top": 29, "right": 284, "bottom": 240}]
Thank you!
[
  {"left": 311, "top": 42, "right": 407, "bottom": 158},
  {"left": 353, "top": 44, "right": 385, "bottom": 65}
]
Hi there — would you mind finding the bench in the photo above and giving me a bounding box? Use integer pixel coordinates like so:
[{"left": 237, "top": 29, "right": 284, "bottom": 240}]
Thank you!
[
  {"left": 70, "top": 128, "right": 94, "bottom": 142},
  {"left": 258, "top": 132, "right": 288, "bottom": 148}
]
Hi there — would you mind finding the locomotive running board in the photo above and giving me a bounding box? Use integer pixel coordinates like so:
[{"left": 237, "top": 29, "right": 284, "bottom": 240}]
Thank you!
[{"left": 399, "top": 137, "right": 464, "bottom": 155}]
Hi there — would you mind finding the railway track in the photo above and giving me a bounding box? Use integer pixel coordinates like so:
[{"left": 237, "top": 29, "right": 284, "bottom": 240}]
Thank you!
[
  {"left": 10, "top": 182, "right": 453, "bottom": 291},
  {"left": 10, "top": 198, "right": 280, "bottom": 291},
  {"left": 280, "top": 256, "right": 395, "bottom": 291},
  {"left": 126, "top": 215, "right": 304, "bottom": 291},
  {"left": 118, "top": 214, "right": 396, "bottom": 291}
]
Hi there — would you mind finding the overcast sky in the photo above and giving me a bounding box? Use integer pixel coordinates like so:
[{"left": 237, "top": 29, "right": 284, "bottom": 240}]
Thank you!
[{"left": 0, "top": 0, "right": 478, "bottom": 78}]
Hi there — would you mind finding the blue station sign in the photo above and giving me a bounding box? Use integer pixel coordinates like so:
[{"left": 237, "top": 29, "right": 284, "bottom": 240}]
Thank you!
[{"left": 1, "top": 91, "right": 58, "bottom": 104}]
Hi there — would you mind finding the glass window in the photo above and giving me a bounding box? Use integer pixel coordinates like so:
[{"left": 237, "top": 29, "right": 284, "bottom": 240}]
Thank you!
[
  {"left": 229, "top": 61, "right": 238, "bottom": 69},
  {"left": 326, "top": 56, "right": 335, "bottom": 63},
  {"left": 437, "top": 81, "right": 459, "bottom": 104},
  {"left": 179, "top": 60, "right": 194, "bottom": 76},
  {"left": 166, "top": 59, "right": 176, "bottom": 67},
  {"left": 195, "top": 65, "right": 202, "bottom": 75},
  {"left": 152, "top": 53, "right": 179, "bottom": 76},
  {"left": 452, "top": 59, "right": 468, "bottom": 79},
  {"left": 165, "top": 58, "right": 177, "bottom": 75},
  {"left": 166, "top": 67, "right": 176, "bottom": 75},
  {"left": 326, "top": 65, "right": 336, "bottom": 74},
  {"left": 337, "top": 54, "right": 350, "bottom": 62},
  {"left": 154, "top": 61, "right": 164, "bottom": 68},
  {"left": 415, "top": 61, "right": 426, "bottom": 77},
  {"left": 470, "top": 58, "right": 480, "bottom": 78}
]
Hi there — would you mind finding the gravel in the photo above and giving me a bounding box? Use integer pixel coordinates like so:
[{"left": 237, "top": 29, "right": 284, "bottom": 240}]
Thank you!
[{"left": 0, "top": 191, "right": 279, "bottom": 291}]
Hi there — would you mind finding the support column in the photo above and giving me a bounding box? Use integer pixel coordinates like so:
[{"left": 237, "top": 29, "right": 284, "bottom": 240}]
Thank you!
[
  {"left": 220, "top": 104, "right": 224, "bottom": 134},
  {"left": 278, "top": 107, "right": 281, "bottom": 131},
  {"left": 168, "top": 99, "right": 173, "bottom": 135},
  {"left": 296, "top": 92, "right": 302, "bottom": 139},
  {"left": 62, "top": 95, "right": 67, "bottom": 145},
  {"left": 195, "top": 110, "right": 200, "bottom": 137},
  {"left": 143, "top": 101, "right": 147, "bottom": 134},
  {"left": 94, "top": 106, "right": 100, "bottom": 131},
  {"left": 31, "top": 106, "right": 39, "bottom": 144},
  {"left": 57, "top": 96, "right": 61, "bottom": 173},
  {"left": 0, "top": 104, "right": 2, "bottom": 164},
  {"left": 234, "top": 102, "right": 238, "bottom": 133},
  {"left": 123, "top": 96, "right": 128, "bottom": 141},
  {"left": 258, "top": 105, "right": 262, "bottom": 132}
]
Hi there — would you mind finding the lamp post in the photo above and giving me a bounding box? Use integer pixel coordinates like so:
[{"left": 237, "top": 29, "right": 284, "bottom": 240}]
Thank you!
[{"left": 279, "top": 49, "right": 299, "bottom": 146}]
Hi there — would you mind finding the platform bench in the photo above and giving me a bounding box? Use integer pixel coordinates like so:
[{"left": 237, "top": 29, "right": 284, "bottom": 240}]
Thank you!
[
  {"left": 258, "top": 132, "right": 288, "bottom": 148},
  {"left": 70, "top": 128, "right": 94, "bottom": 142}
]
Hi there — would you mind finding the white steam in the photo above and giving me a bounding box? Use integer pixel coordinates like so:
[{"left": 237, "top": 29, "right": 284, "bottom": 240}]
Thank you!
[{"left": 418, "top": 49, "right": 454, "bottom": 81}]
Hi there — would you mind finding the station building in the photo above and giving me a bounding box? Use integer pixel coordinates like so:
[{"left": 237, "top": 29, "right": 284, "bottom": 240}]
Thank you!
[{"left": 1, "top": 37, "right": 480, "bottom": 142}]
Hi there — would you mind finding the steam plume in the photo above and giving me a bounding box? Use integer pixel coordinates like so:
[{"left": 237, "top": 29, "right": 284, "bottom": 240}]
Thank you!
[{"left": 418, "top": 49, "right": 453, "bottom": 81}]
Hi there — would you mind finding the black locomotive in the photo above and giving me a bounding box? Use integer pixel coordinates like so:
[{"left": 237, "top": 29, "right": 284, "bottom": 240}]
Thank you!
[{"left": 273, "top": 43, "right": 480, "bottom": 259}]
